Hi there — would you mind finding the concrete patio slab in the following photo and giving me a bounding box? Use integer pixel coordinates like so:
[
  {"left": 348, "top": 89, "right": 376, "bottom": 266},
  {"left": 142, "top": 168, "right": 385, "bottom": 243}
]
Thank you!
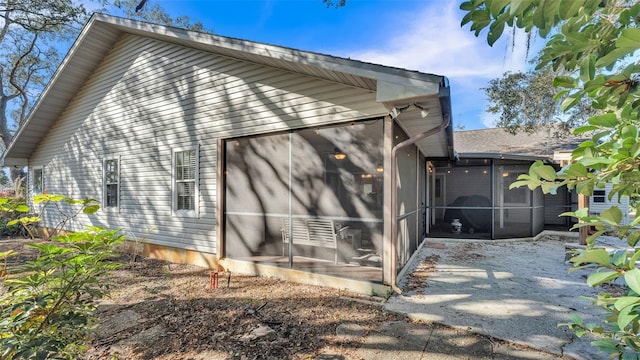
[{"left": 385, "top": 235, "right": 619, "bottom": 360}]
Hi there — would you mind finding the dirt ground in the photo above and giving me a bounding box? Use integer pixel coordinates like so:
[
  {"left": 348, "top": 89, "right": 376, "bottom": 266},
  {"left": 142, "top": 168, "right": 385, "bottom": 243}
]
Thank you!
[{"left": 0, "top": 238, "right": 564, "bottom": 359}]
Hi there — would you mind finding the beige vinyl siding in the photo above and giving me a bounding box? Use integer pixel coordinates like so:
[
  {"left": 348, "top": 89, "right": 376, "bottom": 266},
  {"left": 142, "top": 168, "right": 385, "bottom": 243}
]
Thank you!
[{"left": 29, "top": 34, "right": 387, "bottom": 254}]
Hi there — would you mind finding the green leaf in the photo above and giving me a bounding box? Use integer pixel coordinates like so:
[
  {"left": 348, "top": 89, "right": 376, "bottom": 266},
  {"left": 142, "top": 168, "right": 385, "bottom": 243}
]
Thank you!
[
  {"left": 15, "top": 204, "right": 29, "bottom": 213},
  {"left": 600, "top": 206, "right": 623, "bottom": 225},
  {"left": 625, "top": 268, "right": 640, "bottom": 295},
  {"left": 532, "top": 2, "right": 546, "bottom": 28},
  {"left": 540, "top": 181, "right": 559, "bottom": 195},
  {"left": 558, "top": 0, "right": 583, "bottom": 19},
  {"left": 509, "top": 0, "right": 526, "bottom": 16},
  {"left": 573, "top": 125, "right": 599, "bottom": 134},
  {"left": 583, "top": 75, "right": 606, "bottom": 92},
  {"left": 574, "top": 248, "right": 612, "bottom": 266},
  {"left": 560, "top": 93, "right": 582, "bottom": 111},
  {"left": 558, "top": 162, "right": 588, "bottom": 178},
  {"left": 553, "top": 88, "right": 570, "bottom": 102},
  {"left": 628, "top": 232, "right": 640, "bottom": 247},
  {"left": 617, "top": 28, "right": 640, "bottom": 48},
  {"left": 595, "top": 47, "right": 637, "bottom": 68},
  {"left": 574, "top": 207, "right": 590, "bottom": 218},
  {"left": 488, "top": 20, "right": 505, "bottom": 46},
  {"left": 83, "top": 204, "right": 100, "bottom": 215},
  {"left": 460, "top": 11, "right": 474, "bottom": 27},
  {"left": 588, "top": 113, "right": 618, "bottom": 128},
  {"left": 579, "top": 56, "right": 596, "bottom": 82},
  {"left": 612, "top": 249, "right": 628, "bottom": 267},
  {"left": 576, "top": 179, "right": 595, "bottom": 195},
  {"left": 587, "top": 271, "right": 619, "bottom": 287},
  {"left": 459, "top": 1, "right": 475, "bottom": 12},
  {"left": 614, "top": 296, "right": 640, "bottom": 311},
  {"left": 621, "top": 125, "right": 638, "bottom": 140},
  {"left": 532, "top": 164, "right": 557, "bottom": 181},
  {"left": 509, "top": 180, "right": 533, "bottom": 189},
  {"left": 617, "top": 304, "right": 638, "bottom": 330},
  {"left": 586, "top": 230, "right": 606, "bottom": 245},
  {"left": 580, "top": 157, "right": 611, "bottom": 167},
  {"left": 489, "top": 0, "right": 510, "bottom": 16},
  {"left": 472, "top": 9, "right": 492, "bottom": 37},
  {"left": 554, "top": 75, "right": 578, "bottom": 88}
]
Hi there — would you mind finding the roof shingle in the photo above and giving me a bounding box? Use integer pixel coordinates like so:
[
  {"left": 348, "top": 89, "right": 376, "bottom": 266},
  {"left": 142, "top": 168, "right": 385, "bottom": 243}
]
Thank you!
[{"left": 454, "top": 127, "right": 589, "bottom": 157}]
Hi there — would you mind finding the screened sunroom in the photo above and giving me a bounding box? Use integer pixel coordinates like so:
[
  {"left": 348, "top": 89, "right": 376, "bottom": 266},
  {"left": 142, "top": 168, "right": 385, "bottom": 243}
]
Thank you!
[
  {"left": 224, "top": 119, "right": 386, "bottom": 282},
  {"left": 222, "top": 113, "right": 434, "bottom": 285},
  {"left": 426, "top": 155, "right": 575, "bottom": 240}
]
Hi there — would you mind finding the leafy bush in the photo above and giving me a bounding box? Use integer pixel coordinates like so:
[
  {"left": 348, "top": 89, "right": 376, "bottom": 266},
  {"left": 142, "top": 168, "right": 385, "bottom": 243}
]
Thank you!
[
  {"left": 0, "top": 180, "right": 29, "bottom": 237},
  {"left": 461, "top": 1, "right": 640, "bottom": 358},
  {"left": 0, "top": 195, "right": 124, "bottom": 359},
  {"left": 558, "top": 207, "right": 640, "bottom": 358}
]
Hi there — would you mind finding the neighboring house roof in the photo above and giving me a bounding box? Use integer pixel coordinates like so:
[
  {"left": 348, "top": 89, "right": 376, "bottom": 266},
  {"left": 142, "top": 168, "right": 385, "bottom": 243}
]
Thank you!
[
  {"left": 3, "top": 14, "right": 453, "bottom": 166},
  {"left": 453, "top": 127, "right": 590, "bottom": 162}
]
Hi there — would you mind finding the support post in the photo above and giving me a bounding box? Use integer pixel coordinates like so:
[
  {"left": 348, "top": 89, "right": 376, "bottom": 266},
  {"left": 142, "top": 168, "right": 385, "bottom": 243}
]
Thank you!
[{"left": 578, "top": 194, "right": 589, "bottom": 245}]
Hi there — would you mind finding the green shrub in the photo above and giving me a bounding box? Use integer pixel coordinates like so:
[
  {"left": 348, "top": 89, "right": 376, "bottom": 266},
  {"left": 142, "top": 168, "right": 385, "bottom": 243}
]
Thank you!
[{"left": 0, "top": 195, "right": 124, "bottom": 359}]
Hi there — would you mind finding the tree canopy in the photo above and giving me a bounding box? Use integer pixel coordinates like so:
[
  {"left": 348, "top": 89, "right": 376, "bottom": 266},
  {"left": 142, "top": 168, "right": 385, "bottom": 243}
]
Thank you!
[
  {"left": 0, "top": 1, "right": 85, "bottom": 147},
  {"left": 0, "top": 0, "right": 203, "bottom": 181},
  {"left": 483, "top": 66, "right": 595, "bottom": 136},
  {"left": 112, "top": 0, "right": 205, "bottom": 31}
]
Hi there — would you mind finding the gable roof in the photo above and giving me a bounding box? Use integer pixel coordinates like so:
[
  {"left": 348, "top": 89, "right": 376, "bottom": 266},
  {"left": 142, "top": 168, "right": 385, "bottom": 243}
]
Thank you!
[
  {"left": 454, "top": 127, "right": 589, "bottom": 161},
  {"left": 3, "top": 14, "right": 453, "bottom": 166}
]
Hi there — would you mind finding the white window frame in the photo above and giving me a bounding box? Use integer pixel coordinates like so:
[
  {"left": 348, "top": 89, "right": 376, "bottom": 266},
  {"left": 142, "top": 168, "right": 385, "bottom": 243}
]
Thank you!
[
  {"left": 32, "top": 166, "right": 44, "bottom": 196},
  {"left": 103, "top": 156, "right": 120, "bottom": 211},
  {"left": 172, "top": 145, "right": 199, "bottom": 217}
]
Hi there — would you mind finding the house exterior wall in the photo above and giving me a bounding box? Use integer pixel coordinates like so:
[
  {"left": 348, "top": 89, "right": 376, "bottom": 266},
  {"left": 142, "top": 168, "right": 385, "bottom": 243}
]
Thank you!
[
  {"left": 590, "top": 183, "right": 631, "bottom": 226},
  {"left": 27, "top": 33, "right": 387, "bottom": 255}
]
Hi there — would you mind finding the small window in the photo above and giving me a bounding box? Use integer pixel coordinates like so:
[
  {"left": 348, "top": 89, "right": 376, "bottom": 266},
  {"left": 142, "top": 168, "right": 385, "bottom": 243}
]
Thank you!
[
  {"left": 173, "top": 147, "right": 199, "bottom": 216},
  {"left": 593, "top": 190, "right": 606, "bottom": 203},
  {"left": 103, "top": 158, "right": 120, "bottom": 208},
  {"left": 33, "top": 167, "right": 44, "bottom": 195}
]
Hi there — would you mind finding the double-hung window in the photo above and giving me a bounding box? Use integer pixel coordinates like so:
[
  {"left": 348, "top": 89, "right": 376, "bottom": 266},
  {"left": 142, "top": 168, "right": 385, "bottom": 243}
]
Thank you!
[
  {"left": 173, "top": 146, "right": 199, "bottom": 216},
  {"left": 103, "top": 157, "right": 120, "bottom": 209}
]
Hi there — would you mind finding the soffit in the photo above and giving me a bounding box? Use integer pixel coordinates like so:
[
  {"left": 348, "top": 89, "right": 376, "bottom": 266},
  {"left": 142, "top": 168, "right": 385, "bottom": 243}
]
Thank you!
[{"left": 387, "top": 94, "right": 453, "bottom": 159}]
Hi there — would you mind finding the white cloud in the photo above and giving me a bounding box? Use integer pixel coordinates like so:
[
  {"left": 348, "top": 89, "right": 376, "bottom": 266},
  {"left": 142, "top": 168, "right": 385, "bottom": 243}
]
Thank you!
[
  {"left": 339, "top": 2, "right": 532, "bottom": 130},
  {"left": 346, "top": 2, "right": 528, "bottom": 80},
  {"left": 480, "top": 111, "right": 499, "bottom": 128}
]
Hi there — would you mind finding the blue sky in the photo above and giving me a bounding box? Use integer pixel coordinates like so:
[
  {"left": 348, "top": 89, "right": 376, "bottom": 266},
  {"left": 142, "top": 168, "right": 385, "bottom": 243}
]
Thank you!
[{"left": 106, "top": 0, "right": 536, "bottom": 130}]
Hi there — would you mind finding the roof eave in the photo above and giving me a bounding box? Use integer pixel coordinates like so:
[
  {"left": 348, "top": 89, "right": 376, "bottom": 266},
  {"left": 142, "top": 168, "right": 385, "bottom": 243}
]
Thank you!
[
  {"left": 456, "top": 152, "right": 553, "bottom": 163},
  {"left": 3, "top": 13, "right": 450, "bottom": 163},
  {"left": 93, "top": 14, "right": 445, "bottom": 88}
]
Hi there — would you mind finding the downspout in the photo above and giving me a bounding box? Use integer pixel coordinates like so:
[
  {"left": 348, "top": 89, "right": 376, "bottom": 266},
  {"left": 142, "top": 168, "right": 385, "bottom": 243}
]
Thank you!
[{"left": 389, "top": 114, "right": 450, "bottom": 294}]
